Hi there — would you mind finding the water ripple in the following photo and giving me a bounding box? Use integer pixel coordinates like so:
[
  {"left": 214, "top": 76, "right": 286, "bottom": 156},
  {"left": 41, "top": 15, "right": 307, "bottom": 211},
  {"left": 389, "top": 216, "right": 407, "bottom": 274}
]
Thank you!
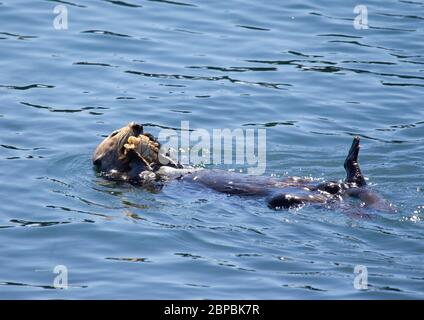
[
  {"left": 73, "top": 61, "right": 118, "bottom": 67},
  {"left": 46, "top": 205, "right": 110, "bottom": 218},
  {"left": 9, "top": 219, "right": 70, "bottom": 228},
  {"left": 103, "top": 0, "right": 142, "bottom": 7},
  {"left": 125, "top": 69, "right": 289, "bottom": 89},
  {"left": 106, "top": 257, "right": 150, "bottom": 262},
  {"left": 376, "top": 12, "right": 424, "bottom": 20},
  {"left": 186, "top": 65, "right": 277, "bottom": 72},
  {"left": 20, "top": 102, "right": 108, "bottom": 114},
  {"left": 1, "top": 145, "right": 46, "bottom": 151},
  {"left": 0, "top": 84, "right": 54, "bottom": 90},
  {"left": 236, "top": 25, "right": 270, "bottom": 31},
  {"left": 81, "top": 30, "right": 132, "bottom": 38},
  {"left": 0, "top": 281, "right": 86, "bottom": 289},
  {"left": 0, "top": 32, "right": 37, "bottom": 40},
  {"left": 148, "top": 0, "right": 196, "bottom": 7},
  {"left": 45, "top": 0, "right": 87, "bottom": 8}
]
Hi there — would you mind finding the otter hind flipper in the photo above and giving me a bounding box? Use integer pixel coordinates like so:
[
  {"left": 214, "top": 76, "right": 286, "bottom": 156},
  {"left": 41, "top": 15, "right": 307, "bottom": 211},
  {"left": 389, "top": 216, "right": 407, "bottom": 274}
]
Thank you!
[
  {"left": 267, "top": 193, "right": 327, "bottom": 210},
  {"left": 344, "top": 137, "right": 366, "bottom": 187},
  {"left": 267, "top": 194, "right": 304, "bottom": 209}
]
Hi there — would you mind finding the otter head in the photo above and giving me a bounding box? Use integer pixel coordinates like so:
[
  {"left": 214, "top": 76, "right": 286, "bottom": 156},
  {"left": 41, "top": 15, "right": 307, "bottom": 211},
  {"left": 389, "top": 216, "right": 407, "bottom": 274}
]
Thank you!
[{"left": 93, "top": 122, "right": 144, "bottom": 173}]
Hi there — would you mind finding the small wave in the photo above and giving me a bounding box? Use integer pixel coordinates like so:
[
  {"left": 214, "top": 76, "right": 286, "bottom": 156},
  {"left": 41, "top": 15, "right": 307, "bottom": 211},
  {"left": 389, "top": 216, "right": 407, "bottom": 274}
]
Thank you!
[
  {"left": 103, "top": 0, "right": 141, "bottom": 7},
  {"left": 185, "top": 283, "right": 210, "bottom": 288},
  {"left": 4, "top": 155, "right": 44, "bottom": 160},
  {"left": 1, "top": 144, "right": 46, "bottom": 151},
  {"left": 328, "top": 40, "right": 399, "bottom": 52},
  {"left": 246, "top": 59, "right": 337, "bottom": 68},
  {"left": 381, "top": 81, "right": 424, "bottom": 87},
  {"left": 105, "top": 257, "right": 150, "bottom": 262},
  {"left": 288, "top": 50, "right": 323, "bottom": 58},
  {"left": 0, "top": 280, "right": 86, "bottom": 289},
  {"left": 46, "top": 0, "right": 87, "bottom": 8},
  {"left": 309, "top": 11, "right": 352, "bottom": 22},
  {"left": 368, "top": 284, "right": 404, "bottom": 292},
  {"left": 342, "top": 60, "right": 397, "bottom": 65},
  {"left": 141, "top": 122, "right": 195, "bottom": 131},
  {"left": 81, "top": 30, "right": 132, "bottom": 38},
  {"left": 310, "top": 131, "right": 338, "bottom": 136},
  {"left": 125, "top": 69, "right": 289, "bottom": 89},
  {"left": 170, "top": 109, "right": 191, "bottom": 114},
  {"left": 116, "top": 96, "right": 136, "bottom": 100},
  {"left": 345, "top": 132, "right": 409, "bottom": 144},
  {"left": 46, "top": 205, "right": 110, "bottom": 218},
  {"left": 186, "top": 65, "right": 277, "bottom": 72},
  {"left": 391, "top": 53, "right": 423, "bottom": 59},
  {"left": 148, "top": 0, "right": 196, "bottom": 7},
  {"left": 399, "top": 0, "right": 424, "bottom": 5},
  {"left": 0, "top": 84, "right": 54, "bottom": 90},
  {"left": 235, "top": 253, "right": 262, "bottom": 257},
  {"left": 369, "top": 26, "right": 416, "bottom": 32},
  {"left": 9, "top": 219, "right": 70, "bottom": 228},
  {"left": 0, "top": 32, "right": 37, "bottom": 40},
  {"left": 267, "top": 60, "right": 424, "bottom": 83},
  {"left": 73, "top": 61, "right": 117, "bottom": 67},
  {"left": 159, "top": 83, "right": 186, "bottom": 87},
  {"left": 399, "top": 60, "right": 424, "bottom": 65},
  {"left": 236, "top": 25, "right": 270, "bottom": 31},
  {"left": 243, "top": 121, "right": 297, "bottom": 127},
  {"left": 282, "top": 284, "right": 327, "bottom": 292},
  {"left": 172, "top": 28, "right": 202, "bottom": 35},
  {"left": 376, "top": 12, "right": 424, "bottom": 20},
  {"left": 310, "top": 11, "right": 416, "bottom": 32},
  {"left": 317, "top": 33, "right": 362, "bottom": 39},
  {"left": 20, "top": 102, "right": 108, "bottom": 114}
]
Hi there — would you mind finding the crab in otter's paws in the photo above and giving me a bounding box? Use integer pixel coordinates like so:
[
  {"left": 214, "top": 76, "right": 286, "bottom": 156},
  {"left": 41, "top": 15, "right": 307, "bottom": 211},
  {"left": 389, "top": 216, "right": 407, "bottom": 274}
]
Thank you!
[{"left": 123, "top": 134, "right": 160, "bottom": 169}]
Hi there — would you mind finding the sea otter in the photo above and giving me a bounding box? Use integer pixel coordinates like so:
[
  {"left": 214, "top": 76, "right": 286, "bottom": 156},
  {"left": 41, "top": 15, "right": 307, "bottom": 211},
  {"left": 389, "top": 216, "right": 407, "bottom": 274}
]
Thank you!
[{"left": 93, "top": 122, "right": 392, "bottom": 211}]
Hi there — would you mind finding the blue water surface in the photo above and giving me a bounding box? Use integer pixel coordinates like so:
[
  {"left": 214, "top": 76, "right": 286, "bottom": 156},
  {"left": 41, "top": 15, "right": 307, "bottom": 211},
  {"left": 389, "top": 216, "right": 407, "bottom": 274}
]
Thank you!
[{"left": 0, "top": 0, "right": 423, "bottom": 299}]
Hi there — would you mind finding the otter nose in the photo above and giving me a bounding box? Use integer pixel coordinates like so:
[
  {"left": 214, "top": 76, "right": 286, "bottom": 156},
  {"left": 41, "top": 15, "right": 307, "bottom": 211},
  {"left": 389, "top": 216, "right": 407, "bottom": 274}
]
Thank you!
[{"left": 128, "top": 122, "right": 143, "bottom": 135}]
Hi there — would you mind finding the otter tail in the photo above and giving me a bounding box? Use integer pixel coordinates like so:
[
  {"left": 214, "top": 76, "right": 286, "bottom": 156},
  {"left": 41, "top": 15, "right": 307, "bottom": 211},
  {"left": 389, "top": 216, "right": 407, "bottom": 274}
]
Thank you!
[{"left": 344, "top": 137, "right": 366, "bottom": 187}]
